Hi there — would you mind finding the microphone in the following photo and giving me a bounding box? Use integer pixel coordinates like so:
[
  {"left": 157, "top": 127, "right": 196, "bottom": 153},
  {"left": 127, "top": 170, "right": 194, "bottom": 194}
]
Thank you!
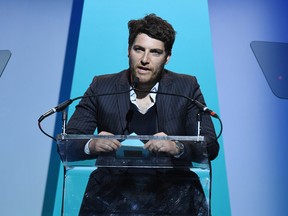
[
  {"left": 123, "top": 109, "right": 134, "bottom": 134},
  {"left": 133, "top": 81, "right": 219, "bottom": 119},
  {"left": 38, "top": 99, "right": 73, "bottom": 122},
  {"left": 132, "top": 76, "right": 139, "bottom": 89},
  {"left": 38, "top": 78, "right": 140, "bottom": 123},
  {"left": 192, "top": 100, "right": 219, "bottom": 118}
]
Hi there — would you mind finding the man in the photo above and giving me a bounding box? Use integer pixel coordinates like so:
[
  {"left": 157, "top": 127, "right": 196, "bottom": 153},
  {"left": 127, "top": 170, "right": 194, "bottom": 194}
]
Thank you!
[{"left": 66, "top": 13, "right": 219, "bottom": 215}]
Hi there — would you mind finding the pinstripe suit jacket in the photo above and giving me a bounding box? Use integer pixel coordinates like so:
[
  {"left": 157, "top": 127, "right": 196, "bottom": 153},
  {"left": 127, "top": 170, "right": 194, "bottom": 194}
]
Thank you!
[{"left": 66, "top": 69, "right": 219, "bottom": 161}]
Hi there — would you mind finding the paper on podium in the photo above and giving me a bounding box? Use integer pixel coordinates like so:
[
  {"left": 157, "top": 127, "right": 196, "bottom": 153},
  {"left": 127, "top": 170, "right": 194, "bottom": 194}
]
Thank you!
[{"left": 116, "top": 133, "right": 149, "bottom": 158}]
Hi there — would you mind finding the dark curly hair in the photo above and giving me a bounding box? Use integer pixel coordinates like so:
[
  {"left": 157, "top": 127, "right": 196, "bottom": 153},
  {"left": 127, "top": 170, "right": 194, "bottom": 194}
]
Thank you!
[{"left": 128, "top": 14, "right": 176, "bottom": 56}]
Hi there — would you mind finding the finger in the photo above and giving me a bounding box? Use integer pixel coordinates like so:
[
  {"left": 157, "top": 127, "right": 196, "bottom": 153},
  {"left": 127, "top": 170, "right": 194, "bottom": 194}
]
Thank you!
[
  {"left": 151, "top": 143, "right": 159, "bottom": 152},
  {"left": 153, "top": 132, "right": 167, "bottom": 136},
  {"left": 100, "top": 143, "right": 113, "bottom": 151},
  {"left": 109, "top": 140, "right": 121, "bottom": 150},
  {"left": 98, "top": 131, "right": 113, "bottom": 136},
  {"left": 155, "top": 141, "right": 169, "bottom": 153},
  {"left": 97, "top": 131, "right": 121, "bottom": 150},
  {"left": 158, "top": 145, "right": 168, "bottom": 153},
  {"left": 144, "top": 140, "right": 152, "bottom": 149},
  {"left": 155, "top": 145, "right": 160, "bottom": 152},
  {"left": 152, "top": 140, "right": 162, "bottom": 151},
  {"left": 148, "top": 143, "right": 158, "bottom": 152},
  {"left": 111, "top": 139, "right": 121, "bottom": 148}
]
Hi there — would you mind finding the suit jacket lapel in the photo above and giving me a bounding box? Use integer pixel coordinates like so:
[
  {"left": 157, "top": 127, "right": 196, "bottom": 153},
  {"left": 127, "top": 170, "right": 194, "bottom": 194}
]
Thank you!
[
  {"left": 116, "top": 70, "right": 130, "bottom": 134},
  {"left": 156, "top": 72, "right": 174, "bottom": 132}
]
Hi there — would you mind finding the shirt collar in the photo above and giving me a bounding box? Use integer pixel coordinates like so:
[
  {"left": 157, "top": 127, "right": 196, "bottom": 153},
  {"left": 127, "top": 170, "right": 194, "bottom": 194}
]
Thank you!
[{"left": 130, "top": 82, "right": 159, "bottom": 103}]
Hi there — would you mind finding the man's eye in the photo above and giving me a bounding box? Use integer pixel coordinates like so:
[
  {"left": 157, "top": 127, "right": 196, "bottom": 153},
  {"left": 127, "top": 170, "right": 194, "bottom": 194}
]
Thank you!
[
  {"left": 134, "top": 47, "right": 143, "bottom": 52},
  {"left": 151, "top": 51, "right": 162, "bottom": 56}
]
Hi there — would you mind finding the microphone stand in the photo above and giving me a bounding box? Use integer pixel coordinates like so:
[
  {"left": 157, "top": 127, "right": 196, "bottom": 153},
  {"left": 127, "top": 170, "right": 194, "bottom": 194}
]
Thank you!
[
  {"left": 61, "top": 109, "right": 68, "bottom": 135},
  {"left": 197, "top": 112, "right": 202, "bottom": 137}
]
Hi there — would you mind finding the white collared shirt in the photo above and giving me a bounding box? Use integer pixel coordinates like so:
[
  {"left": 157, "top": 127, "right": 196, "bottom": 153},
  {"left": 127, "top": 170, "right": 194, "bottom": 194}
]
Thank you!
[{"left": 130, "top": 82, "right": 159, "bottom": 114}]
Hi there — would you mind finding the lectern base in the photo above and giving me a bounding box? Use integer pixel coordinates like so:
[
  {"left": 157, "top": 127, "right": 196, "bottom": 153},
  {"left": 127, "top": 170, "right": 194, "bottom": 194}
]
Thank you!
[{"left": 79, "top": 168, "right": 209, "bottom": 216}]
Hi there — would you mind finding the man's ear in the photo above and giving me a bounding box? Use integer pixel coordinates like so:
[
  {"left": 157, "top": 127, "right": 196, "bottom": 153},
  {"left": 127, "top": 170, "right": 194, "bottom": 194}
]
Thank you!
[
  {"left": 165, "top": 55, "right": 171, "bottom": 64},
  {"left": 128, "top": 47, "right": 131, "bottom": 57}
]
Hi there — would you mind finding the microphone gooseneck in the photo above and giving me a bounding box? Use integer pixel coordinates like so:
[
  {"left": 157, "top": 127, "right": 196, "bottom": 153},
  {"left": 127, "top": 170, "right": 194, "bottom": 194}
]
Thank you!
[
  {"left": 38, "top": 77, "right": 140, "bottom": 124},
  {"left": 38, "top": 77, "right": 140, "bottom": 140},
  {"left": 38, "top": 76, "right": 221, "bottom": 141},
  {"left": 133, "top": 85, "right": 219, "bottom": 119},
  {"left": 38, "top": 99, "right": 73, "bottom": 122}
]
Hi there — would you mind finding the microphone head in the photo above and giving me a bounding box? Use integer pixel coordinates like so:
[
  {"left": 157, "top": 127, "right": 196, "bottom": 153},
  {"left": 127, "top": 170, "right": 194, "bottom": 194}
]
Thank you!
[{"left": 132, "top": 77, "right": 139, "bottom": 89}]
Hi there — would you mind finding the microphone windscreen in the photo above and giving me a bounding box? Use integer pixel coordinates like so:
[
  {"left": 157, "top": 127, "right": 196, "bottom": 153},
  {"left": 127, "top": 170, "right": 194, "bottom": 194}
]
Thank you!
[{"left": 132, "top": 77, "right": 139, "bottom": 89}]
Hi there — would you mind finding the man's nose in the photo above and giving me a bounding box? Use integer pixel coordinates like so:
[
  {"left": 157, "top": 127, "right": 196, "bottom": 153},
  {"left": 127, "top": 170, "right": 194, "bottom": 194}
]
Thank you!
[{"left": 141, "top": 52, "right": 149, "bottom": 65}]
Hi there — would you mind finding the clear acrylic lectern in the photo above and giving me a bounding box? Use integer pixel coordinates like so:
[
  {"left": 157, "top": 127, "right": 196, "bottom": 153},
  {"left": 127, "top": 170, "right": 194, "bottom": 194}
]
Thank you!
[{"left": 57, "top": 134, "right": 211, "bottom": 216}]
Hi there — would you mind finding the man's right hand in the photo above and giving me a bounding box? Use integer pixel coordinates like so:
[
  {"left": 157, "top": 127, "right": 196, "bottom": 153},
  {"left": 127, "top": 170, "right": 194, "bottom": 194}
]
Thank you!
[{"left": 88, "top": 131, "right": 121, "bottom": 154}]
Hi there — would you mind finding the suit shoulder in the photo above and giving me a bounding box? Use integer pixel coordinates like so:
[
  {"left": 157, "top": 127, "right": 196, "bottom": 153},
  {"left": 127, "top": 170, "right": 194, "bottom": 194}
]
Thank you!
[
  {"left": 89, "top": 70, "right": 128, "bottom": 85},
  {"left": 164, "top": 70, "right": 198, "bottom": 84},
  {"left": 91, "top": 70, "right": 128, "bottom": 82},
  {"left": 86, "top": 70, "right": 129, "bottom": 94}
]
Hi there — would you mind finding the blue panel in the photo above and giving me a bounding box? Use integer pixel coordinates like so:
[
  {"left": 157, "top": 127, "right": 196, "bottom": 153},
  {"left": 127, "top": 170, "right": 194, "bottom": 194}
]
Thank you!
[
  {"left": 42, "top": 0, "right": 85, "bottom": 215},
  {"left": 251, "top": 41, "right": 288, "bottom": 99},
  {"left": 208, "top": 0, "right": 288, "bottom": 215}
]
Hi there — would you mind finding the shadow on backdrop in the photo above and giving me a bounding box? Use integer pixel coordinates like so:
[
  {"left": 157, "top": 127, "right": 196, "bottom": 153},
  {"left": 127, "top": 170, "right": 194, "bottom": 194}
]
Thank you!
[
  {"left": 0, "top": 50, "right": 11, "bottom": 78},
  {"left": 251, "top": 41, "right": 288, "bottom": 99}
]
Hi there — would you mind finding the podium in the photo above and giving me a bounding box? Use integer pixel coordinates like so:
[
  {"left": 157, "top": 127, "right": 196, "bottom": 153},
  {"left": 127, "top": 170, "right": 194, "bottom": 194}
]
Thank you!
[{"left": 57, "top": 134, "right": 211, "bottom": 216}]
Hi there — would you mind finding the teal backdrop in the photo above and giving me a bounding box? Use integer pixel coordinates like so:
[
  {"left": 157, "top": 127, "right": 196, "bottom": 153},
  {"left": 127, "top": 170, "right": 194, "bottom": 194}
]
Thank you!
[{"left": 54, "top": 0, "right": 231, "bottom": 215}]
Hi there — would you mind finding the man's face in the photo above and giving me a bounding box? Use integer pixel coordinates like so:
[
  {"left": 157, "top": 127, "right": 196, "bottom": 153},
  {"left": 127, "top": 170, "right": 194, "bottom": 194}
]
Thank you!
[{"left": 128, "top": 33, "right": 170, "bottom": 88}]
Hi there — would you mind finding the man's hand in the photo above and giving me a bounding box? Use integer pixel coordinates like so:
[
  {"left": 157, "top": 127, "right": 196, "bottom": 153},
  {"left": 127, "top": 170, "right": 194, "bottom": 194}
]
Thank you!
[
  {"left": 144, "top": 132, "right": 179, "bottom": 156},
  {"left": 88, "top": 131, "right": 121, "bottom": 154}
]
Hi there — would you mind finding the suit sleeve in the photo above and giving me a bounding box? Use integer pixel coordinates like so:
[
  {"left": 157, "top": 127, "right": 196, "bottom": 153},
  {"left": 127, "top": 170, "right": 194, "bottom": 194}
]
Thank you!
[{"left": 64, "top": 77, "right": 99, "bottom": 161}]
